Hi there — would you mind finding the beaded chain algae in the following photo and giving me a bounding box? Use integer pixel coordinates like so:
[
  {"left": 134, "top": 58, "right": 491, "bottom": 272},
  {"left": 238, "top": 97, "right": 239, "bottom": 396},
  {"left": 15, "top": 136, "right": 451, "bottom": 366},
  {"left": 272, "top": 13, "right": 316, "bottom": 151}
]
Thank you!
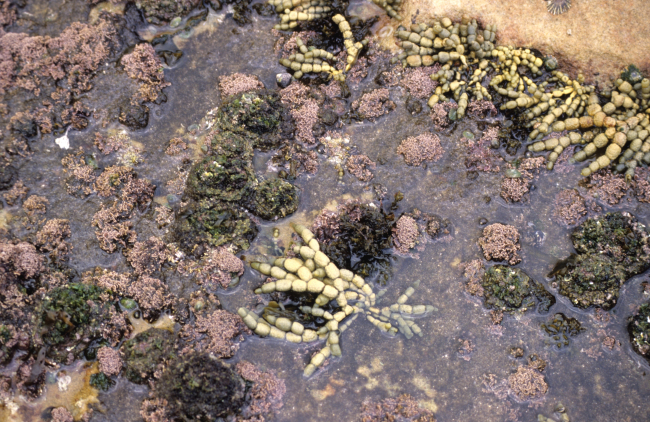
[
  {"left": 2, "top": 0, "right": 650, "bottom": 421},
  {"left": 239, "top": 222, "right": 434, "bottom": 376},
  {"left": 269, "top": 0, "right": 650, "bottom": 179}
]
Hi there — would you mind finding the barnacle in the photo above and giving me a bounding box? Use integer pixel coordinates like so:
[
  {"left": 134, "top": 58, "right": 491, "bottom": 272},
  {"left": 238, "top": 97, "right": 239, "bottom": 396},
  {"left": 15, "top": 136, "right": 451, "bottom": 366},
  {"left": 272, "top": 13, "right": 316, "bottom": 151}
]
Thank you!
[
  {"left": 546, "top": 0, "right": 572, "bottom": 15},
  {"left": 239, "top": 222, "right": 435, "bottom": 377}
]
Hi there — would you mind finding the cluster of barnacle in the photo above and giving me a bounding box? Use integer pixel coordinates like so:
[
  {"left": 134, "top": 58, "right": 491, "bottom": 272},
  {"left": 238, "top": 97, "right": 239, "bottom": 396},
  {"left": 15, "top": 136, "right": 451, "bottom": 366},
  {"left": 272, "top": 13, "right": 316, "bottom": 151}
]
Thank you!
[
  {"left": 238, "top": 223, "right": 434, "bottom": 377},
  {"left": 540, "top": 313, "right": 584, "bottom": 349},
  {"left": 396, "top": 13, "right": 650, "bottom": 178},
  {"left": 270, "top": 0, "right": 332, "bottom": 30}
]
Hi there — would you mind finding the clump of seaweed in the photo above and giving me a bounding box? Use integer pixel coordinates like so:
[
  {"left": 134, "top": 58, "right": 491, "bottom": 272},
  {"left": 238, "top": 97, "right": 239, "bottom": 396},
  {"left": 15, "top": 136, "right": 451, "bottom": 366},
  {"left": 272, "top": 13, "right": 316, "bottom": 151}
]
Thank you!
[
  {"left": 551, "top": 212, "right": 650, "bottom": 309},
  {"left": 316, "top": 202, "right": 394, "bottom": 285},
  {"left": 541, "top": 313, "right": 585, "bottom": 349},
  {"left": 240, "top": 222, "right": 435, "bottom": 376},
  {"left": 37, "top": 282, "right": 126, "bottom": 363}
]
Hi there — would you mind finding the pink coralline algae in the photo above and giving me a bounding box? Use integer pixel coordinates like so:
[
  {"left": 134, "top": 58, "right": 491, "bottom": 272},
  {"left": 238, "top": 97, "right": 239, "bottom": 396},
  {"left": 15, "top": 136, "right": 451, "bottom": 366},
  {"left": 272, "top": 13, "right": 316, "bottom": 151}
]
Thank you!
[
  {"left": 401, "top": 64, "right": 440, "bottom": 99},
  {"left": 97, "top": 346, "right": 122, "bottom": 376},
  {"left": 235, "top": 361, "right": 286, "bottom": 421},
  {"left": 280, "top": 82, "right": 319, "bottom": 144},
  {"left": 393, "top": 215, "right": 419, "bottom": 254},
  {"left": 181, "top": 309, "right": 250, "bottom": 358},
  {"left": 346, "top": 154, "right": 376, "bottom": 181},
  {"left": 219, "top": 73, "right": 264, "bottom": 98},
  {"left": 352, "top": 88, "right": 395, "bottom": 120},
  {"left": 478, "top": 223, "right": 521, "bottom": 265},
  {"left": 397, "top": 133, "right": 444, "bottom": 167}
]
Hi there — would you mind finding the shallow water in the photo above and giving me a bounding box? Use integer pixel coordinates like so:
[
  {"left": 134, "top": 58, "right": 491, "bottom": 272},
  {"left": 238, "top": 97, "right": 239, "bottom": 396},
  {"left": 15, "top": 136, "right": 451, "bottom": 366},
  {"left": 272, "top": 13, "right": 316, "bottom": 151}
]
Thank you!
[{"left": 2, "top": 1, "right": 650, "bottom": 421}]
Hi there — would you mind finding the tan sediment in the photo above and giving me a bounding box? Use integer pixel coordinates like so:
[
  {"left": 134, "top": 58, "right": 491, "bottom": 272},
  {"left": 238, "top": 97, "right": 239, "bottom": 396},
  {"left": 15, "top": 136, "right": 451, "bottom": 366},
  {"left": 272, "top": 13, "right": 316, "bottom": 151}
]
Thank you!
[{"left": 377, "top": 0, "right": 650, "bottom": 85}]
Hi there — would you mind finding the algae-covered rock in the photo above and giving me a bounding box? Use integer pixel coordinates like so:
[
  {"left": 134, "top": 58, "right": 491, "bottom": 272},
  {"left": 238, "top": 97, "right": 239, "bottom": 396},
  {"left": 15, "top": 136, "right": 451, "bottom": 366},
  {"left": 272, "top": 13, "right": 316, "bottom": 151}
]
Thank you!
[
  {"left": 176, "top": 199, "right": 258, "bottom": 252},
  {"left": 556, "top": 254, "right": 626, "bottom": 309},
  {"left": 186, "top": 155, "right": 255, "bottom": 201},
  {"left": 571, "top": 212, "right": 649, "bottom": 276},
  {"left": 121, "top": 328, "right": 177, "bottom": 385},
  {"left": 554, "top": 212, "right": 650, "bottom": 310},
  {"left": 153, "top": 353, "right": 246, "bottom": 420},
  {"left": 39, "top": 283, "right": 117, "bottom": 363},
  {"left": 208, "top": 129, "right": 254, "bottom": 161},
  {"left": 481, "top": 266, "right": 555, "bottom": 313},
  {"left": 628, "top": 302, "right": 650, "bottom": 363},
  {"left": 217, "top": 90, "right": 292, "bottom": 151},
  {"left": 248, "top": 179, "right": 300, "bottom": 220}
]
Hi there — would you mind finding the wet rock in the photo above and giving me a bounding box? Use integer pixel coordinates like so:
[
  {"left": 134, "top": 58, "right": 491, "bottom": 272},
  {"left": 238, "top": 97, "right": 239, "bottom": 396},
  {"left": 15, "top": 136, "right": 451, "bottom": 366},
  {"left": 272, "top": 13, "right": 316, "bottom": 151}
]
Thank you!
[
  {"left": 0, "top": 165, "right": 17, "bottom": 191},
  {"left": 121, "top": 328, "right": 177, "bottom": 385},
  {"left": 481, "top": 266, "right": 555, "bottom": 313}
]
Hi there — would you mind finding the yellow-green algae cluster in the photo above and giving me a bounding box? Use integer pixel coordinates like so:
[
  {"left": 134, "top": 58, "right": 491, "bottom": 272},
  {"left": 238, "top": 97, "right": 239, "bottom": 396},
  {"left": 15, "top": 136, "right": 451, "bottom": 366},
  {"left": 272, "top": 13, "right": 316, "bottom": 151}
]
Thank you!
[
  {"left": 238, "top": 223, "right": 433, "bottom": 377},
  {"left": 277, "top": 13, "right": 367, "bottom": 82},
  {"left": 389, "top": 16, "right": 650, "bottom": 178},
  {"left": 269, "top": 0, "right": 650, "bottom": 178}
]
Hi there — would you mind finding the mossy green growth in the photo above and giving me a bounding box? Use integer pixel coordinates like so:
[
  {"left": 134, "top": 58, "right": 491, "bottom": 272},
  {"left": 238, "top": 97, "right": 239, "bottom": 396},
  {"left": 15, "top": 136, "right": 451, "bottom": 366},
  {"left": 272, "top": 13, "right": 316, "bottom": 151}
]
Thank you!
[
  {"left": 177, "top": 198, "right": 258, "bottom": 252},
  {"left": 555, "top": 212, "right": 650, "bottom": 310},
  {"left": 121, "top": 328, "right": 177, "bottom": 385},
  {"left": 90, "top": 372, "right": 115, "bottom": 391},
  {"left": 186, "top": 155, "right": 255, "bottom": 201},
  {"left": 217, "top": 90, "right": 291, "bottom": 151},
  {"left": 208, "top": 129, "right": 254, "bottom": 161},
  {"left": 248, "top": 178, "right": 300, "bottom": 220},
  {"left": 39, "top": 283, "right": 116, "bottom": 362},
  {"left": 571, "top": 212, "right": 649, "bottom": 275},
  {"left": 481, "top": 266, "right": 555, "bottom": 313},
  {"left": 628, "top": 302, "right": 650, "bottom": 363},
  {"left": 152, "top": 353, "right": 246, "bottom": 421}
]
